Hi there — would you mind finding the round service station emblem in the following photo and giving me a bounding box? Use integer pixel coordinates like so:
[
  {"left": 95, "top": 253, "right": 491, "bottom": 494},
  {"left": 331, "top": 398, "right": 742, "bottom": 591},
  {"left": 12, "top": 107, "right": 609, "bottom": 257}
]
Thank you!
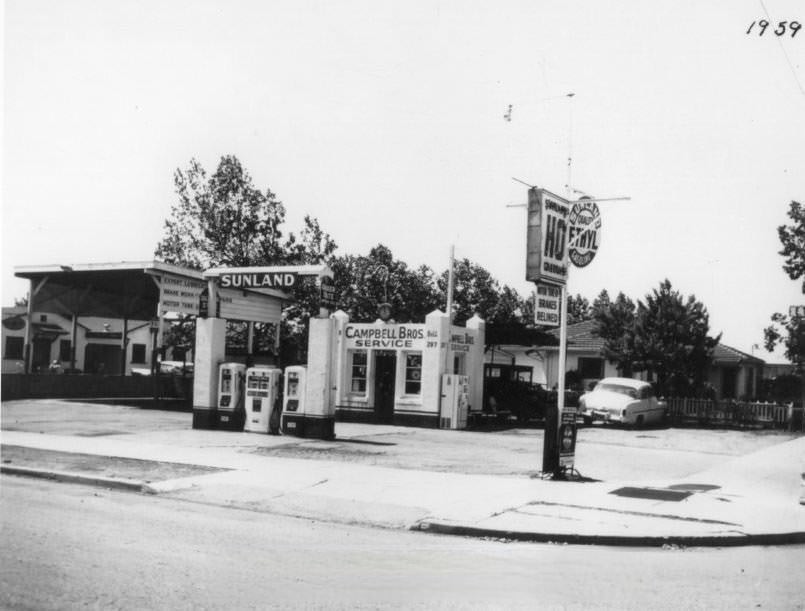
[{"left": 568, "top": 198, "right": 602, "bottom": 268}]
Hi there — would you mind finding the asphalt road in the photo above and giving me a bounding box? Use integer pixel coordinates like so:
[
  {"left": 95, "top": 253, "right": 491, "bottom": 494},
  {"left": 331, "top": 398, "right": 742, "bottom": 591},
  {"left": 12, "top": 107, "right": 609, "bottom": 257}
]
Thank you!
[{"left": 2, "top": 477, "right": 803, "bottom": 610}]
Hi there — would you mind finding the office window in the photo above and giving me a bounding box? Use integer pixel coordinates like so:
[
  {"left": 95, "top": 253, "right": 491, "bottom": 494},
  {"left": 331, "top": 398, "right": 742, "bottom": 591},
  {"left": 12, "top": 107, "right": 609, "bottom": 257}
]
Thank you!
[
  {"left": 131, "top": 343, "right": 146, "bottom": 364},
  {"left": 404, "top": 352, "right": 422, "bottom": 395},
  {"left": 350, "top": 350, "right": 367, "bottom": 393},
  {"left": 5, "top": 336, "right": 23, "bottom": 359},
  {"left": 578, "top": 357, "right": 604, "bottom": 379},
  {"left": 59, "top": 340, "right": 71, "bottom": 361}
]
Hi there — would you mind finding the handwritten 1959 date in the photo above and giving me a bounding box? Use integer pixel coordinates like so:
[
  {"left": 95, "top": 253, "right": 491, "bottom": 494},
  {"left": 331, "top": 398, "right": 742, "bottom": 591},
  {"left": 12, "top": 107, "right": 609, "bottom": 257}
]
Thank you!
[{"left": 746, "top": 20, "right": 801, "bottom": 37}]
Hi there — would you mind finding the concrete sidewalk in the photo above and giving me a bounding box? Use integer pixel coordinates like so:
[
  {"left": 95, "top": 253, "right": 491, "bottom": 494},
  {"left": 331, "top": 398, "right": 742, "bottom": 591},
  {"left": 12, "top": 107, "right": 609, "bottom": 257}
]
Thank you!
[{"left": 2, "top": 427, "right": 804, "bottom": 547}]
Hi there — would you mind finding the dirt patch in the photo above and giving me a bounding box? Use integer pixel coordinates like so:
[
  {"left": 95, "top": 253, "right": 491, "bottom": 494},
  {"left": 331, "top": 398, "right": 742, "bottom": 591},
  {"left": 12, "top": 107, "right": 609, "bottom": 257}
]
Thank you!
[{"left": 1, "top": 445, "right": 228, "bottom": 483}]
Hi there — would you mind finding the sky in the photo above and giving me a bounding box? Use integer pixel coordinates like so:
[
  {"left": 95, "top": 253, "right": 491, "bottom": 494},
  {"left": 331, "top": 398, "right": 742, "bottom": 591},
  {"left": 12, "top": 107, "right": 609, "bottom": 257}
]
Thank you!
[{"left": 3, "top": 0, "right": 804, "bottom": 362}]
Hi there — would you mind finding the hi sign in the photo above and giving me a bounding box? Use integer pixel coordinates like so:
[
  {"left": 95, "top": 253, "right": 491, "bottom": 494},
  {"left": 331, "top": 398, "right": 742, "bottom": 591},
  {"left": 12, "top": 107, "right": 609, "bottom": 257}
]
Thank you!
[{"left": 525, "top": 188, "right": 570, "bottom": 286}]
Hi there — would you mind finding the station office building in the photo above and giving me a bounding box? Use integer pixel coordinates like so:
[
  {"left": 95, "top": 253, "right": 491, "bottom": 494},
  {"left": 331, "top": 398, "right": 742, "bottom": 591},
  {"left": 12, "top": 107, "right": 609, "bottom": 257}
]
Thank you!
[{"left": 324, "top": 309, "right": 485, "bottom": 428}]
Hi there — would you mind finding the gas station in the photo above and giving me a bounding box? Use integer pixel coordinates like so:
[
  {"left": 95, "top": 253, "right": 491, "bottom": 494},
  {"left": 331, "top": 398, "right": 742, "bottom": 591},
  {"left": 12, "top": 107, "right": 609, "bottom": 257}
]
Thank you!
[{"left": 10, "top": 260, "right": 486, "bottom": 440}]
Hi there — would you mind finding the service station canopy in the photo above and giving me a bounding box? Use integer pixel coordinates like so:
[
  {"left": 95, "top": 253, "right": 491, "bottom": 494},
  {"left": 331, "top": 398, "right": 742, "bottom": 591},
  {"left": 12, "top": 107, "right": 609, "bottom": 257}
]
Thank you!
[
  {"left": 14, "top": 261, "right": 203, "bottom": 321},
  {"left": 15, "top": 261, "right": 333, "bottom": 324}
]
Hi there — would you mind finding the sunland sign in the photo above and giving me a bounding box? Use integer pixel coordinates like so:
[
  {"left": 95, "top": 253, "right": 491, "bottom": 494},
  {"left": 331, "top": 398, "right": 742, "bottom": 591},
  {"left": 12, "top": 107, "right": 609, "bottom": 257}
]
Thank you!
[{"left": 219, "top": 272, "right": 298, "bottom": 290}]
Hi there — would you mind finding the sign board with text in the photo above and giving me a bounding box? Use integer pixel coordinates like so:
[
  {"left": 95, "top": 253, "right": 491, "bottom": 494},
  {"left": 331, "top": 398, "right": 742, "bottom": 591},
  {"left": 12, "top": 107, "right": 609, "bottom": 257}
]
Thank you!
[
  {"left": 534, "top": 282, "right": 561, "bottom": 327},
  {"left": 789, "top": 305, "right": 805, "bottom": 318},
  {"left": 159, "top": 273, "right": 207, "bottom": 316},
  {"left": 217, "top": 288, "right": 282, "bottom": 324},
  {"left": 526, "top": 188, "right": 570, "bottom": 286},
  {"left": 344, "top": 323, "right": 428, "bottom": 350},
  {"left": 558, "top": 408, "right": 577, "bottom": 468},
  {"left": 568, "top": 198, "right": 602, "bottom": 268},
  {"left": 219, "top": 271, "right": 298, "bottom": 290}
]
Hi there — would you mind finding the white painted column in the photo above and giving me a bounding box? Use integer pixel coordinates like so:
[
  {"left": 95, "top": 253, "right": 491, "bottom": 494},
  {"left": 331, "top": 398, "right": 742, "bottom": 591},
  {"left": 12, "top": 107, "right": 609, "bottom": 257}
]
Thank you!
[
  {"left": 465, "top": 314, "right": 486, "bottom": 415},
  {"left": 192, "top": 317, "right": 227, "bottom": 428}
]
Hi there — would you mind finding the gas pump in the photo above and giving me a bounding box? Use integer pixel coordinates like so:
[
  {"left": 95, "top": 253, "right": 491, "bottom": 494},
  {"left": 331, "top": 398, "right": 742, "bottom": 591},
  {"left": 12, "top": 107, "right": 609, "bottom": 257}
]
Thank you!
[
  {"left": 281, "top": 365, "right": 307, "bottom": 436},
  {"left": 243, "top": 366, "right": 282, "bottom": 434},
  {"left": 216, "top": 362, "right": 246, "bottom": 431},
  {"left": 439, "top": 374, "right": 469, "bottom": 429}
]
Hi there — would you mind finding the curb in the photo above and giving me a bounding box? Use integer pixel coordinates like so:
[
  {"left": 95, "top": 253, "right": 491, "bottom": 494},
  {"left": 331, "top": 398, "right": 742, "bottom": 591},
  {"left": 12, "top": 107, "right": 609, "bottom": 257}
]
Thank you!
[
  {"left": 1, "top": 465, "right": 146, "bottom": 493},
  {"left": 413, "top": 521, "right": 805, "bottom": 548},
  {"left": 6, "top": 466, "right": 805, "bottom": 548}
]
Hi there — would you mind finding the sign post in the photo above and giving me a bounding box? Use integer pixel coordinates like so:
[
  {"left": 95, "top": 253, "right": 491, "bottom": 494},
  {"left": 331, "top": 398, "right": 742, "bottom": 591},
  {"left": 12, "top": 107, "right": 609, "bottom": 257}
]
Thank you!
[{"left": 525, "top": 186, "right": 609, "bottom": 478}]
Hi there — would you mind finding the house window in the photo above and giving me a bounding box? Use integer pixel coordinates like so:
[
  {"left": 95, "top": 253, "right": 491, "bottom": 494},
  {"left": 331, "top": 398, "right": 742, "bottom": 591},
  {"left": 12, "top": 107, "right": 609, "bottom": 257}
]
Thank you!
[
  {"left": 350, "top": 350, "right": 367, "bottom": 393},
  {"left": 59, "top": 340, "right": 71, "bottom": 361},
  {"left": 5, "top": 336, "right": 23, "bottom": 359},
  {"left": 578, "top": 357, "right": 604, "bottom": 379},
  {"left": 404, "top": 352, "right": 422, "bottom": 395},
  {"left": 131, "top": 343, "right": 146, "bottom": 364}
]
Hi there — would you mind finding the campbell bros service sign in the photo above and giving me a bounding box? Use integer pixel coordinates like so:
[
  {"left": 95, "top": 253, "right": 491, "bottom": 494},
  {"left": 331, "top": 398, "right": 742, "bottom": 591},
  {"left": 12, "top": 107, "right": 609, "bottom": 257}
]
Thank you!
[{"left": 344, "top": 324, "right": 428, "bottom": 350}]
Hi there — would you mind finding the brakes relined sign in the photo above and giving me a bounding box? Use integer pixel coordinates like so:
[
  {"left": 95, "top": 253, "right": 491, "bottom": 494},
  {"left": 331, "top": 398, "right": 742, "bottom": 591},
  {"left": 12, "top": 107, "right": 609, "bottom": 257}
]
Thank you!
[{"left": 534, "top": 282, "right": 561, "bottom": 327}]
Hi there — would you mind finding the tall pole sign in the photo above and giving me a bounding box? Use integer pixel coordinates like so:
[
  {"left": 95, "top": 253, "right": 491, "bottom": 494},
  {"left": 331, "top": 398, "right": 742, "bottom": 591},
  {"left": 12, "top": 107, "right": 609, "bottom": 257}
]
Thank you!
[
  {"left": 525, "top": 186, "right": 608, "bottom": 477},
  {"left": 526, "top": 188, "right": 570, "bottom": 285}
]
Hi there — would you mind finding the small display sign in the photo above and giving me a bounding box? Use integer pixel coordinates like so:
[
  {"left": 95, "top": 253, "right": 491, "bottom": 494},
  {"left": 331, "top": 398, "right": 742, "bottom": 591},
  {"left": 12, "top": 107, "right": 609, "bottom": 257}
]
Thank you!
[
  {"left": 558, "top": 409, "right": 577, "bottom": 468},
  {"left": 160, "top": 273, "right": 207, "bottom": 316},
  {"left": 535, "top": 282, "right": 561, "bottom": 327},
  {"left": 789, "top": 305, "right": 805, "bottom": 318},
  {"left": 320, "top": 277, "right": 337, "bottom": 309}
]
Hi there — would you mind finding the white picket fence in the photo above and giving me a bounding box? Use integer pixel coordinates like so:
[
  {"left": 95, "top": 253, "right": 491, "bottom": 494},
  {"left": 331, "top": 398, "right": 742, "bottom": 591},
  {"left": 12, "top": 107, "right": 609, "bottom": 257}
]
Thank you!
[{"left": 666, "top": 397, "right": 797, "bottom": 428}]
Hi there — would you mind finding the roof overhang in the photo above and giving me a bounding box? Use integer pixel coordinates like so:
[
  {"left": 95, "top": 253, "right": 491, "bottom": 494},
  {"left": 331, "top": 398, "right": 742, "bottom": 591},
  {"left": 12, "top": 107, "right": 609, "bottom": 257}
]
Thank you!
[{"left": 14, "top": 260, "right": 204, "bottom": 320}]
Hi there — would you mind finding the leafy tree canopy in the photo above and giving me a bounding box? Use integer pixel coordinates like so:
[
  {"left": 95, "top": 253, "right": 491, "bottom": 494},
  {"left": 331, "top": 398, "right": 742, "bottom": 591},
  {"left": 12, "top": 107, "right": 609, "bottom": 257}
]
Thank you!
[
  {"left": 329, "top": 244, "right": 441, "bottom": 324},
  {"left": 566, "top": 293, "right": 591, "bottom": 325},
  {"left": 632, "top": 279, "right": 720, "bottom": 395},
  {"left": 592, "top": 291, "right": 636, "bottom": 376},
  {"left": 155, "top": 155, "right": 338, "bottom": 363},
  {"left": 764, "top": 200, "right": 805, "bottom": 363}
]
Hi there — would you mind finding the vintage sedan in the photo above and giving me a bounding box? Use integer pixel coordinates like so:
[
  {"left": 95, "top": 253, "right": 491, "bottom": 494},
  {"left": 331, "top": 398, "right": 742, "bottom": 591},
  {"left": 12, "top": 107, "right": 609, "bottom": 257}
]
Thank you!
[{"left": 578, "top": 377, "right": 666, "bottom": 427}]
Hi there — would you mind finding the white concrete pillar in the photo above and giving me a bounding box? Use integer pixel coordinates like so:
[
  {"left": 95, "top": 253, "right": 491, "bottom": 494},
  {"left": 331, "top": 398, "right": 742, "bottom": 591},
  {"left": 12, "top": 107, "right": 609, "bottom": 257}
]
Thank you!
[
  {"left": 192, "top": 317, "right": 226, "bottom": 428},
  {"left": 331, "top": 310, "right": 350, "bottom": 406},
  {"left": 301, "top": 316, "right": 336, "bottom": 438},
  {"left": 465, "top": 314, "right": 486, "bottom": 415},
  {"left": 424, "top": 309, "right": 449, "bottom": 421}
]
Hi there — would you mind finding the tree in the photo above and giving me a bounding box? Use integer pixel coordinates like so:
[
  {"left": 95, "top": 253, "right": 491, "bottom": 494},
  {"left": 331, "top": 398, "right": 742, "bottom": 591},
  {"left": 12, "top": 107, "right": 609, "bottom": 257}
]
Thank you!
[
  {"left": 777, "top": 201, "right": 805, "bottom": 291},
  {"left": 566, "top": 293, "right": 591, "bottom": 325},
  {"left": 329, "top": 245, "right": 441, "bottom": 324},
  {"left": 592, "top": 291, "right": 636, "bottom": 377},
  {"left": 631, "top": 280, "right": 720, "bottom": 396},
  {"left": 764, "top": 200, "right": 805, "bottom": 364},
  {"left": 155, "top": 156, "right": 337, "bottom": 363},
  {"left": 590, "top": 289, "right": 611, "bottom": 319},
  {"left": 155, "top": 156, "right": 290, "bottom": 269},
  {"left": 437, "top": 258, "right": 531, "bottom": 326}
]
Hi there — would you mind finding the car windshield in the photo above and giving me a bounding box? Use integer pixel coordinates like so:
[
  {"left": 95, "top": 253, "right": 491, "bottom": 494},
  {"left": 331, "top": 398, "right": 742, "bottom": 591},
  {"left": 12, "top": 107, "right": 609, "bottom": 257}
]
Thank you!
[{"left": 595, "top": 383, "right": 639, "bottom": 399}]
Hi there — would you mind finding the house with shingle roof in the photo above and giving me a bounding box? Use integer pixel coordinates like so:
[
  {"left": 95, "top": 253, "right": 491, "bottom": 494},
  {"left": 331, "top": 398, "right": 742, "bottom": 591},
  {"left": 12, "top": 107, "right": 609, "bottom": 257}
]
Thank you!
[{"left": 538, "top": 320, "right": 766, "bottom": 399}]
